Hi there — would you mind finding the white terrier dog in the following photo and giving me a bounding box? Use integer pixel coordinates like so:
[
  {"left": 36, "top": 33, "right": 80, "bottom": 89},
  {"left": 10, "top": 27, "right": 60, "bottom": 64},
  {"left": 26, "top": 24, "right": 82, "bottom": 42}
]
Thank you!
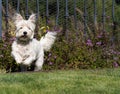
[{"left": 11, "top": 13, "right": 57, "bottom": 71}]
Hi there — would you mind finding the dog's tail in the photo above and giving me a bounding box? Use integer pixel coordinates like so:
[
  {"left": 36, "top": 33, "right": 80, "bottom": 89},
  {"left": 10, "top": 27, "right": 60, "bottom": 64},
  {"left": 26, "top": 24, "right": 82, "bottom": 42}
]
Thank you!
[{"left": 40, "top": 32, "right": 57, "bottom": 51}]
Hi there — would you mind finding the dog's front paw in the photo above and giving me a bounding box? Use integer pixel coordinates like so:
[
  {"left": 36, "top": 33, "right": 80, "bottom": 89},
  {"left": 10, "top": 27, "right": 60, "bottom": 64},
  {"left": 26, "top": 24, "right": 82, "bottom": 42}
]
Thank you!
[
  {"left": 23, "top": 55, "right": 36, "bottom": 65},
  {"left": 23, "top": 60, "right": 31, "bottom": 65},
  {"left": 34, "top": 66, "right": 42, "bottom": 72},
  {"left": 15, "top": 57, "right": 22, "bottom": 64},
  {"left": 34, "top": 68, "right": 41, "bottom": 72}
]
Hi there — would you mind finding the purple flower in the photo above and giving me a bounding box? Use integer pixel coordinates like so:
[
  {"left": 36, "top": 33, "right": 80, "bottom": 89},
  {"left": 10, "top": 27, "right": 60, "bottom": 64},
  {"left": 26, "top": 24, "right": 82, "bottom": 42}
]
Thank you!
[
  {"left": 2, "top": 32, "right": 5, "bottom": 37},
  {"left": 114, "top": 57, "right": 119, "bottom": 61},
  {"left": 49, "top": 62, "right": 53, "bottom": 65},
  {"left": 110, "top": 50, "right": 117, "bottom": 55},
  {"left": 97, "top": 32, "right": 103, "bottom": 38},
  {"left": 54, "top": 26, "right": 61, "bottom": 32},
  {"left": 10, "top": 37, "right": 15, "bottom": 41},
  {"left": 2, "top": 33, "right": 6, "bottom": 40},
  {"left": 48, "top": 53, "right": 52, "bottom": 57},
  {"left": 3, "top": 44, "right": 7, "bottom": 47},
  {"left": 47, "top": 58, "right": 50, "bottom": 61},
  {"left": 86, "top": 39, "right": 93, "bottom": 47},
  {"left": 106, "top": 16, "right": 110, "bottom": 19},
  {"left": 46, "top": 30, "right": 50, "bottom": 32},
  {"left": 47, "top": 20, "right": 51, "bottom": 24},
  {"left": 97, "top": 35, "right": 102, "bottom": 38},
  {"left": 54, "top": 56, "right": 57, "bottom": 59},
  {"left": 113, "top": 62, "right": 119, "bottom": 68},
  {"left": 117, "top": 52, "right": 120, "bottom": 55},
  {"left": 96, "top": 41, "right": 102, "bottom": 46},
  {"left": 0, "top": 55, "right": 3, "bottom": 58}
]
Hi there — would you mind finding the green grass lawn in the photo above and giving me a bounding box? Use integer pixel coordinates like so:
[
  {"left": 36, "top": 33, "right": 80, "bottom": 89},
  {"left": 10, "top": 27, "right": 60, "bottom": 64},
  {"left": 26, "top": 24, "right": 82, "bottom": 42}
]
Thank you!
[{"left": 0, "top": 68, "right": 120, "bottom": 94}]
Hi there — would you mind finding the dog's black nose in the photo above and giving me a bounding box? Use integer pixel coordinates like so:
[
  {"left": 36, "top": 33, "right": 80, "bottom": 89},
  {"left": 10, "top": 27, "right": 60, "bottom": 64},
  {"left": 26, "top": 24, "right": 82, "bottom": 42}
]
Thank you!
[{"left": 23, "top": 31, "right": 27, "bottom": 35}]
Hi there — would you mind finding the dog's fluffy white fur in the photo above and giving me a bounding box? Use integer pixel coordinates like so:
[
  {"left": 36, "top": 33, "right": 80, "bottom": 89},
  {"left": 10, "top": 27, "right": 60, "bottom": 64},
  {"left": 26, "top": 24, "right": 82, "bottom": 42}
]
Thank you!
[{"left": 11, "top": 13, "right": 57, "bottom": 71}]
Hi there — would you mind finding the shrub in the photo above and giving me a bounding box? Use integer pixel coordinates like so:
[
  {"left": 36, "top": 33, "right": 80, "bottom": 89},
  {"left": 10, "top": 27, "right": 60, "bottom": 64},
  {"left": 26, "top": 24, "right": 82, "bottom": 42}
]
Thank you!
[
  {"left": 0, "top": 19, "right": 120, "bottom": 72},
  {"left": 43, "top": 31, "right": 120, "bottom": 70}
]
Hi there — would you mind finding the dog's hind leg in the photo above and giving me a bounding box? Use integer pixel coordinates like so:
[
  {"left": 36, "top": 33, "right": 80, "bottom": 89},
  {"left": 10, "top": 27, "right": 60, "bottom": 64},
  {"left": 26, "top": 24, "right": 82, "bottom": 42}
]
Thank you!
[
  {"left": 20, "top": 64, "right": 27, "bottom": 72},
  {"left": 34, "top": 53, "right": 44, "bottom": 71}
]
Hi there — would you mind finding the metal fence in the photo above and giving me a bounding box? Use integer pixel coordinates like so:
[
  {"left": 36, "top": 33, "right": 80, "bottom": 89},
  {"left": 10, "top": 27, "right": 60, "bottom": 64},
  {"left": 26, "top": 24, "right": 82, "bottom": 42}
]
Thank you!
[
  {"left": 0, "top": 0, "right": 2, "bottom": 39},
  {"left": 0, "top": 0, "right": 120, "bottom": 41}
]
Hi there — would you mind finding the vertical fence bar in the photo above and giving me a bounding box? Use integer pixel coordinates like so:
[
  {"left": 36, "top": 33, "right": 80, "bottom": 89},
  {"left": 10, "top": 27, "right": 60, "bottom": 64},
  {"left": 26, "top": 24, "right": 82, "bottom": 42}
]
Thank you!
[
  {"left": 65, "top": 0, "right": 69, "bottom": 40},
  {"left": 83, "top": 0, "right": 87, "bottom": 39},
  {"left": 5, "top": 0, "right": 9, "bottom": 33},
  {"left": 35, "top": 0, "right": 39, "bottom": 38},
  {"left": 112, "top": 0, "right": 115, "bottom": 22},
  {"left": 0, "top": 0, "right": 2, "bottom": 39},
  {"left": 0, "top": 0, "right": 2, "bottom": 68},
  {"left": 65, "top": 0, "right": 69, "bottom": 17},
  {"left": 102, "top": 0, "right": 105, "bottom": 33},
  {"left": 36, "top": 0, "right": 39, "bottom": 18},
  {"left": 55, "top": 0, "right": 59, "bottom": 26},
  {"left": 93, "top": 0, "right": 97, "bottom": 36},
  {"left": 74, "top": 0, "right": 77, "bottom": 29},
  {"left": 112, "top": 0, "right": 115, "bottom": 44},
  {"left": 46, "top": 0, "right": 49, "bottom": 26},
  {"left": 93, "top": 0, "right": 97, "bottom": 25},
  {"left": 74, "top": 0, "right": 78, "bottom": 39},
  {"left": 17, "top": 0, "right": 20, "bottom": 13},
  {"left": 25, "top": 0, "right": 29, "bottom": 19}
]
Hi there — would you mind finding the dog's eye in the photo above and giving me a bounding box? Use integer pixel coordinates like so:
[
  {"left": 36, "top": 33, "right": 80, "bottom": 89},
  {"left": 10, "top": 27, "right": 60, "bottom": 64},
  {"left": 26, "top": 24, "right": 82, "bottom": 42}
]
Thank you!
[
  {"left": 20, "top": 27, "right": 23, "bottom": 29},
  {"left": 28, "top": 27, "right": 31, "bottom": 30}
]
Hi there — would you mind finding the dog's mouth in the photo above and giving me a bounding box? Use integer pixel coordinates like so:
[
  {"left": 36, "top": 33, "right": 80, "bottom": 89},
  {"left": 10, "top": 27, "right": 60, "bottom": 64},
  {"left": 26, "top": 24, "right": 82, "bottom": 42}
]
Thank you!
[
  {"left": 17, "top": 35, "right": 31, "bottom": 44},
  {"left": 21, "top": 35, "right": 28, "bottom": 38},
  {"left": 17, "top": 35, "right": 30, "bottom": 42}
]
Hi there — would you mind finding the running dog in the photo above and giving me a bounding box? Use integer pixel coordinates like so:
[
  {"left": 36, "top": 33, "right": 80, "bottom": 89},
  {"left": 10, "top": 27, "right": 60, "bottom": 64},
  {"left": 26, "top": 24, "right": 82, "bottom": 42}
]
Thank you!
[{"left": 11, "top": 13, "right": 57, "bottom": 71}]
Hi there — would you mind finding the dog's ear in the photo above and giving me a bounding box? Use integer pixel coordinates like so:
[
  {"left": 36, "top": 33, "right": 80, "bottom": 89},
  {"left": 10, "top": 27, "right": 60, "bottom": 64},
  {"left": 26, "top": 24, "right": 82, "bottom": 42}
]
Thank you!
[
  {"left": 13, "top": 13, "right": 23, "bottom": 24},
  {"left": 28, "top": 14, "right": 37, "bottom": 23}
]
